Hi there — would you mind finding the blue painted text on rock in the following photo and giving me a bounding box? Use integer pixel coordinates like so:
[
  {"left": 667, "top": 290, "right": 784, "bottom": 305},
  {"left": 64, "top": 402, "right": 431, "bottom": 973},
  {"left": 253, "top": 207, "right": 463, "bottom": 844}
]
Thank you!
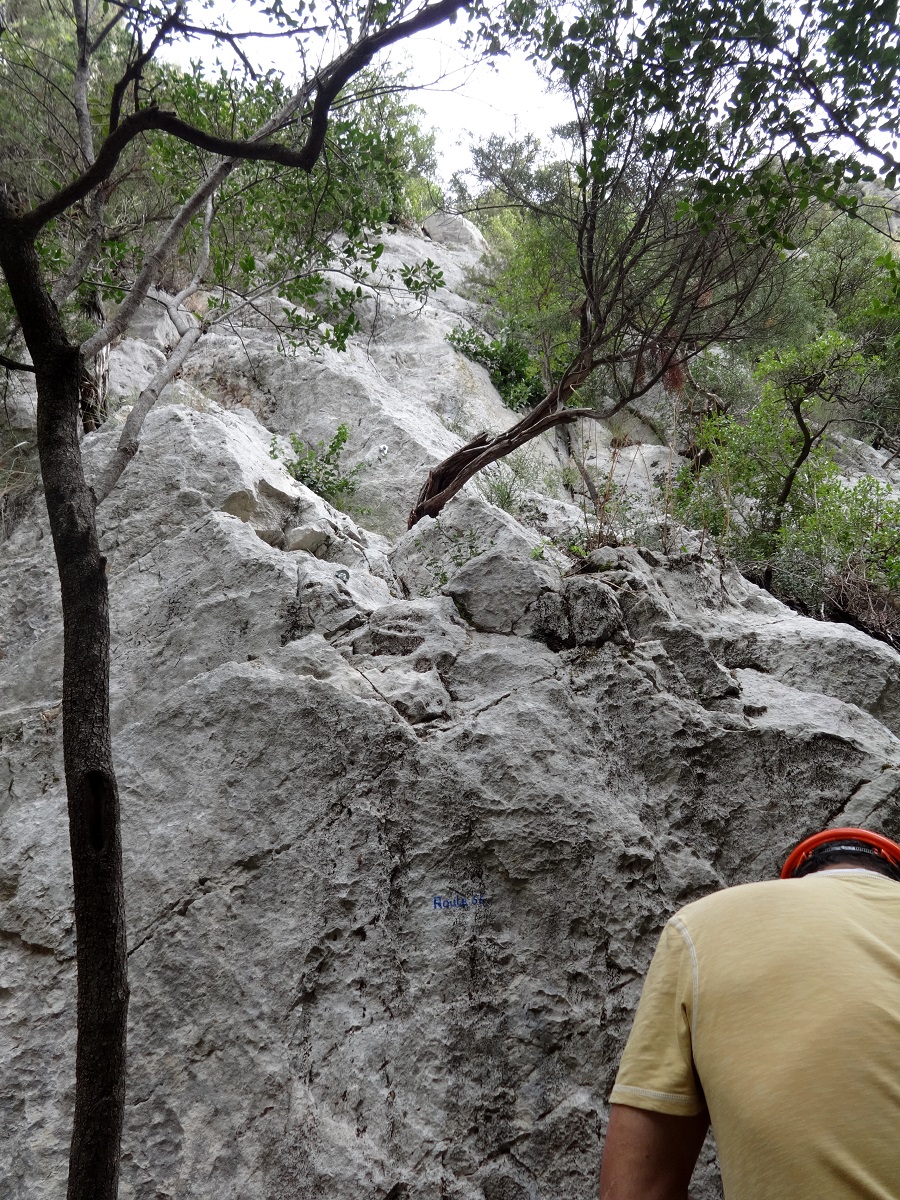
[{"left": 432, "top": 894, "right": 487, "bottom": 910}]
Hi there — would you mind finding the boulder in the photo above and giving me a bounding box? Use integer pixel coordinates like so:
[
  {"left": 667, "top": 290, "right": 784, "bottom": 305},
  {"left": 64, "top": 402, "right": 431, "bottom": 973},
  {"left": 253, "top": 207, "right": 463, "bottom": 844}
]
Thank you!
[
  {"left": 422, "top": 212, "right": 490, "bottom": 255},
  {"left": 106, "top": 338, "right": 168, "bottom": 406},
  {"left": 121, "top": 291, "right": 181, "bottom": 350},
  {"left": 443, "top": 546, "right": 560, "bottom": 636},
  {"left": 391, "top": 493, "right": 568, "bottom": 599},
  {"left": 535, "top": 576, "right": 629, "bottom": 649},
  {"left": 354, "top": 661, "right": 452, "bottom": 723},
  {"left": 2, "top": 369, "right": 38, "bottom": 430}
]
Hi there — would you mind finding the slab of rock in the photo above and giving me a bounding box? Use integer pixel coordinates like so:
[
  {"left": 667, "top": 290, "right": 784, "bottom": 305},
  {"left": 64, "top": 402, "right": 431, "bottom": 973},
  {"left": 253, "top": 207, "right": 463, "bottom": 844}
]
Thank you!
[
  {"left": 106, "top": 338, "right": 168, "bottom": 406},
  {"left": 443, "top": 547, "right": 560, "bottom": 636},
  {"left": 4, "top": 462, "right": 900, "bottom": 1200},
  {"left": 391, "top": 494, "right": 567, "bottom": 598},
  {"left": 121, "top": 291, "right": 180, "bottom": 350},
  {"left": 422, "top": 212, "right": 490, "bottom": 254},
  {"left": 355, "top": 661, "right": 452, "bottom": 724},
  {"left": 348, "top": 596, "right": 469, "bottom": 672},
  {"left": 284, "top": 521, "right": 332, "bottom": 554},
  {"left": 176, "top": 229, "right": 522, "bottom": 538},
  {"left": 535, "top": 576, "right": 629, "bottom": 650}
]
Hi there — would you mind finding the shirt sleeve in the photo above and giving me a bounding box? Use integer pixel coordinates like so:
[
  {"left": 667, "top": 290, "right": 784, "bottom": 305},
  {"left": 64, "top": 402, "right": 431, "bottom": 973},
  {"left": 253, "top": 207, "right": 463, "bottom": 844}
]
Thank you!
[{"left": 609, "top": 916, "right": 704, "bottom": 1116}]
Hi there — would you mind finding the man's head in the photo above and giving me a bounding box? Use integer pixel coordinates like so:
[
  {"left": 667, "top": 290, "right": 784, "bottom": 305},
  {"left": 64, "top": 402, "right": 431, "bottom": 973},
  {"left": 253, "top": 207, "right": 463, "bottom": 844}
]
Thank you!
[{"left": 782, "top": 827, "right": 900, "bottom": 882}]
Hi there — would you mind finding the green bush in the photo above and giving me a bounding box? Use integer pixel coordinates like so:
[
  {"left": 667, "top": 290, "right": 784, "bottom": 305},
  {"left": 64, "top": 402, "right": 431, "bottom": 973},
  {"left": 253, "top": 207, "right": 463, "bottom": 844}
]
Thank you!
[
  {"left": 675, "top": 392, "right": 900, "bottom": 636},
  {"left": 270, "top": 424, "right": 362, "bottom": 503},
  {"left": 447, "top": 324, "right": 546, "bottom": 411},
  {"left": 783, "top": 472, "right": 900, "bottom": 591}
]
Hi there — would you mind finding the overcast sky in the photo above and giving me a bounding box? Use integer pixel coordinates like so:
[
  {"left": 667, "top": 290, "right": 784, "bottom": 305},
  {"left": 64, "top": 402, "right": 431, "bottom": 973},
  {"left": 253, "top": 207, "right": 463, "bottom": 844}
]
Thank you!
[
  {"left": 160, "top": 2, "right": 573, "bottom": 181},
  {"left": 380, "top": 28, "right": 572, "bottom": 179}
]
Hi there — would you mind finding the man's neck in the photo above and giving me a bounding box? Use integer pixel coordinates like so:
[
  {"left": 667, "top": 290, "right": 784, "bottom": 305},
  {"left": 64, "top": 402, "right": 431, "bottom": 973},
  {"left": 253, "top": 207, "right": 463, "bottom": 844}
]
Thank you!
[{"left": 815, "top": 866, "right": 892, "bottom": 879}]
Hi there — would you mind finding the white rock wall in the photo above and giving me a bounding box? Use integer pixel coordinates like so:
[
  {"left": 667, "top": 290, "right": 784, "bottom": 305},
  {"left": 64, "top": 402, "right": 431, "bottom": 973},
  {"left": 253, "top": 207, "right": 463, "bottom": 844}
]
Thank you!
[{"left": 3, "top": 222, "right": 900, "bottom": 1200}]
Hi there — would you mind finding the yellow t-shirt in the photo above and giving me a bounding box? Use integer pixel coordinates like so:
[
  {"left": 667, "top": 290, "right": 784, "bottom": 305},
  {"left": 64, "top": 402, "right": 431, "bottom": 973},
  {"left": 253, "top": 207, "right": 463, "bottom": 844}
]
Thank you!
[{"left": 610, "top": 870, "right": 900, "bottom": 1200}]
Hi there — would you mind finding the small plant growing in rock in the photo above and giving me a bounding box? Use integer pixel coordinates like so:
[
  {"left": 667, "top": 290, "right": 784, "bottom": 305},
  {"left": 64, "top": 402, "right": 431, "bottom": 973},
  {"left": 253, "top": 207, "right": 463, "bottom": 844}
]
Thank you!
[
  {"left": 447, "top": 323, "right": 546, "bottom": 411},
  {"left": 270, "top": 424, "right": 362, "bottom": 504},
  {"left": 475, "top": 445, "right": 543, "bottom": 514},
  {"left": 413, "top": 522, "right": 487, "bottom": 593}
]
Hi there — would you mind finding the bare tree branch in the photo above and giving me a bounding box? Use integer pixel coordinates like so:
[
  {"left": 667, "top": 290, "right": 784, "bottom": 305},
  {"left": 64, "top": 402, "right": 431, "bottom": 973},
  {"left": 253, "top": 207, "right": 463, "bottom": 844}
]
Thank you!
[
  {"left": 174, "top": 22, "right": 328, "bottom": 41},
  {"left": 89, "top": 6, "right": 126, "bottom": 55},
  {"left": 173, "top": 195, "right": 213, "bottom": 309},
  {"left": 0, "top": 352, "right": 36, "bottom": 372},
  {"left": 108, "top": 3, "right": 187, "bottom": 133},
  {"left": 80, "top": 162, "right": 230, "bottom": 358},
  {"left": 91, "top": 321, "right": 202, "bottom": 504},
  {"left": 51, "top": 190, "right": 106, "bottom": 306},
  {"left": 71, "top": 0, "right": 96, "bottom": 166},
  {"left": 21, "top": 0, "right": 468, "bottom": 235}
]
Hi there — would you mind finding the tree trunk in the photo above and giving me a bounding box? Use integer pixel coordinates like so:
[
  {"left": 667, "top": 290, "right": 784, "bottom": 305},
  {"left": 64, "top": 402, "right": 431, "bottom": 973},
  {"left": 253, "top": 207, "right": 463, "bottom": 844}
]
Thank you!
[
  {"left": 766, "top": 401, "right": 818, "bottom": 545},
  {"left": 0, "top": 212, "right": 128, "bottom": 1200}
]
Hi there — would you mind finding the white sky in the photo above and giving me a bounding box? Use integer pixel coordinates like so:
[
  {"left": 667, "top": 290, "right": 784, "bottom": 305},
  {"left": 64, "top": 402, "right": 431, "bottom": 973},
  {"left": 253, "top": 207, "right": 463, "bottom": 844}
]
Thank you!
[
  {"left": 380, "top": 34, "right": 573, "bottom": 180},
  {"left": 160, "top": 2, "right": 573, "bottom": 181}
]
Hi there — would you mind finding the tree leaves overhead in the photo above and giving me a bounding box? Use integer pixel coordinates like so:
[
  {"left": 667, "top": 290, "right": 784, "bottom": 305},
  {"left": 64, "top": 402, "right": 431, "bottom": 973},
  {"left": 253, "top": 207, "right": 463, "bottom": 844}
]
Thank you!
[
  {"left": 0, "top": 2, "right": 444, "bottom": 361},
  {"left": 499, "top": 0, "right": 900, "bottom": 197}
]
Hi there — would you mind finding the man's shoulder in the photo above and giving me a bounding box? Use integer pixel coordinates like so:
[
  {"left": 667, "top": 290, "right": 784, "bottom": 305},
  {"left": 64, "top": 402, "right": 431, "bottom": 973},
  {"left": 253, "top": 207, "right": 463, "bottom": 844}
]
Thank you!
[
  {"left": 672, "top": 877, "right": 785, "bottom": 925},
  {"left": 670, "top": 872, "right": 900, "bottom": 943}
]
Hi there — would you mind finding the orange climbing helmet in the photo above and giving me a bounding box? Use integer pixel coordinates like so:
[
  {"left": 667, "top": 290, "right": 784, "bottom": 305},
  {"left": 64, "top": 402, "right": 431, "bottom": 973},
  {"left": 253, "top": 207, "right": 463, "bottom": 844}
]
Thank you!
[{"left": 781, "top": 827, "right": 900, "bottom": 880}]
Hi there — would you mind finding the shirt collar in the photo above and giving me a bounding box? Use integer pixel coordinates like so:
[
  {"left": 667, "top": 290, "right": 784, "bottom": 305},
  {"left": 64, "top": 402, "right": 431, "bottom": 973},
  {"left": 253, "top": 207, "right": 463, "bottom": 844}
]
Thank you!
[{"left": 813, "top": 868, "right": 892, "bottom": 880}]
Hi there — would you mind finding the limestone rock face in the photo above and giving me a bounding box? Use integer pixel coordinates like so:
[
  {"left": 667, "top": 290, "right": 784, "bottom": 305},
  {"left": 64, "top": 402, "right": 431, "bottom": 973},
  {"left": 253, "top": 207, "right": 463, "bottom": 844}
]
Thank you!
[
  {"left": 2, "top": 367, "right": 38, "bottom": 430},
  {"left": 169, "top": 230, "right": 518, "bottom": 537},
  {"left": 106, "top": 338, "right": 167, "bottom": 406},
  {"left": 3, "top": 228, "right": 900, "bottom": 1200},
  {"left": 423, "top": 211, "right": 491, "bottom": 255},
  {"left": 122, "top": 291, "right": 181, "bottom": 350}
]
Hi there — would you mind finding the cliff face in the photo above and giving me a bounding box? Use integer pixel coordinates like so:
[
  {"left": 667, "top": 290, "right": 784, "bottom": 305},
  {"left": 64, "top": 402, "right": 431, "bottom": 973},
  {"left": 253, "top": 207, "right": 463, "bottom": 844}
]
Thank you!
[{"left": 2, "top": 220, "right": 900, "bottom": 1200}]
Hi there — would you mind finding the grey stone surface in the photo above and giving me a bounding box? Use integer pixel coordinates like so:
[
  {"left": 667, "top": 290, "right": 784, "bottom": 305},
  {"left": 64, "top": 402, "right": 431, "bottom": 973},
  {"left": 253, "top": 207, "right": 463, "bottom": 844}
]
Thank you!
[
  {"left": 1, "top": 367, "right": 38, "bottom": 430},
  {"left": 3, "top": 229, "right": 900, "bottom": 1200},
  {"left": 535, "top": 576, "right": 628, "bottom": 650},
  {"left": 171, "top": 231, "right": 521, "bottom": 537},
  {"left": 422, "top": 212, "right": 490, "bottom": 254},
  {"left": 121, "top": 291, "right": 181, "bottom": 350},
  {"left": 106, "top": 338, "right": 168, "bottom": 406},
  {"left": 443, "top": 547, "right": 560, "bottom": 636}
]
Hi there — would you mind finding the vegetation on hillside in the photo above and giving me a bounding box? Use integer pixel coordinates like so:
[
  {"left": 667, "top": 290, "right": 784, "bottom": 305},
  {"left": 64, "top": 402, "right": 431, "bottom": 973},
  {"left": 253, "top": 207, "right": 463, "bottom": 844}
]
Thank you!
[
  {"left": 427, "top": 2, "right": 900, "bottom": 645},
  {"left": 411, "top": 0, "right": 900, "bottom": 527},
  {"left": 672, "top": 219, "right": 900, "bottom": 642},
  {"left": 454, "top": 180, "right": 900, "bottom": 641}
]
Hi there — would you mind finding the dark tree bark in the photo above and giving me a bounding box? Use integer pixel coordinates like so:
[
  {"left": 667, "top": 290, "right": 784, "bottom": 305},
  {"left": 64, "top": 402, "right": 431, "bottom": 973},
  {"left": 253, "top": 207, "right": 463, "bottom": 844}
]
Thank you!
[
  {"left": 767, "top": 405, "right": 817, "bottom": 541},
  {"left": 0, "top": 202, "right": 128, "bottom": 1200}
]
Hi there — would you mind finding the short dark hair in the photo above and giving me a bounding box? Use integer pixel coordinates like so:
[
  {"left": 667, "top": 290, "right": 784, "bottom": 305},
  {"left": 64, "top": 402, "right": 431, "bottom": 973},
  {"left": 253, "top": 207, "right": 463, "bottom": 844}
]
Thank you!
[{"left": 799, "top": 845, "right": 900, "bottom": 882}]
